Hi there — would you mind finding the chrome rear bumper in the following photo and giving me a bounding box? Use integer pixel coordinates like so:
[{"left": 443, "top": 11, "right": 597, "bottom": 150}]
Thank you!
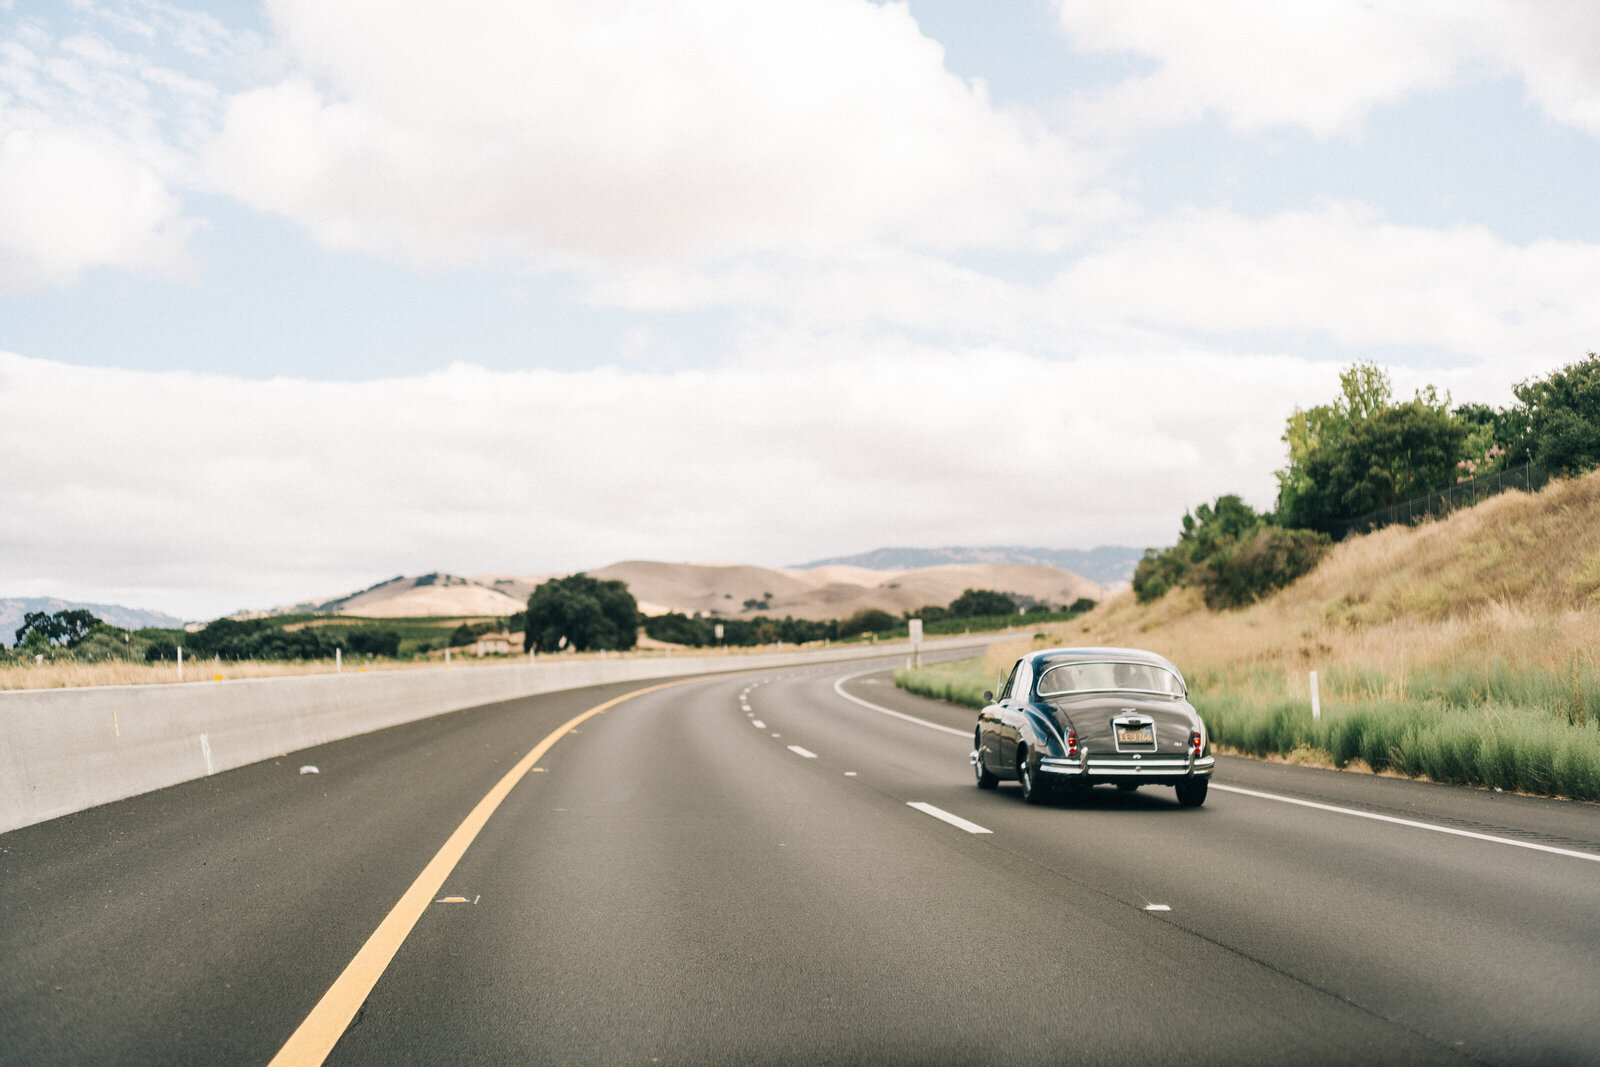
[{"left": 1039, "top": 753, "right": 1214, "bottom": 778}]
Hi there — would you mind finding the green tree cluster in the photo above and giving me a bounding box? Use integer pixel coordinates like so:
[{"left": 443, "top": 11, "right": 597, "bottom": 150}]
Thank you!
[
  {"left": 837, "top": 608, "right": 897, "bottom": 637},
  {"left": 184, "top": 618, "right": 402, "bottom": 660},
  {"left": 13, "top": 609, "right": 103, "bottom": 649},
  {"left": 1136, "top": 354, "right": 1600, "bottom": 613},
  {"left": 1276, "top": 363, "right": 1467, "bottom": 531},
  {"left": 641, "top": 612, "right": 840, "bottom": 647},
  {"left": 1501, "top": 354, "right": 1600, "bottom": 475},
  {"left": 637, "top": 587, "right": 1093, "bottom": 648},
  {"left": 524, "top": 573, "right": 639, "bottom": 653},
  {"left": 947, "top": 588, "right": 1017, "bottom": 617}
]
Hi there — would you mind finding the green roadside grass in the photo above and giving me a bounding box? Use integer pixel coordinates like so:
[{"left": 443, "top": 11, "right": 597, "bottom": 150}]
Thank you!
[
  {"left": 893, "top": 658, "right": 995, "bottom": 710},
  {"left": 895, "top": 656, "right": 1600, "bottom": 802}
]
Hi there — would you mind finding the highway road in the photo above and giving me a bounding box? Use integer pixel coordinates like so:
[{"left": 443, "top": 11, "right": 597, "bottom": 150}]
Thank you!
[{"left": 3, "top": 653, "right": 1598, "bottom": 1065}]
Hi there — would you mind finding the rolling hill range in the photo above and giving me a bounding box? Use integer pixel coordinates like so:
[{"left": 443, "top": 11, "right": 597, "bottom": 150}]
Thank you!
[
  {"left": 250, "top": 560, "right": 1107, "bottom": 622},
  {"left": 262, "top": 573, "right": 526, "bottom": 619},
  {"left": 797, "top": 545, "right": 1143, "bottom": 586},
  {"left": 0, "top": 598, "right": 185, "bottom": 641},
  {"left": 591, "top": 561, "right": 1105, "bottom": 620}
]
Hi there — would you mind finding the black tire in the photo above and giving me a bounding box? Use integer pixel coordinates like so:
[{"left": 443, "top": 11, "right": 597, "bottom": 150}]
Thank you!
[
  {"left": 1116, "top": 781, "right": 1139, "bottom": 793},
  {"left": 1017, "top": 747, "right": 1049, "bottom": 805},
  {"left": 974, "top": 734, "right": 998, "bottom": 790},
  {"left": 1175, "top": 778, "right": 1208, "bottom": 808}
]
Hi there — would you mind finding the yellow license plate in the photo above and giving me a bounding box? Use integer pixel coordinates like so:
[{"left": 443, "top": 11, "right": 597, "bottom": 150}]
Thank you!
[{"left": 1116, "top": 725, "right": 1153, "bottom": 745}]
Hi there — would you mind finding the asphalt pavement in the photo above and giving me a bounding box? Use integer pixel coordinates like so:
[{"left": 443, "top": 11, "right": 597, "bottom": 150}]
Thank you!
[{"left": 2, "top": 656, "right": 1597, "bottom": 1065}]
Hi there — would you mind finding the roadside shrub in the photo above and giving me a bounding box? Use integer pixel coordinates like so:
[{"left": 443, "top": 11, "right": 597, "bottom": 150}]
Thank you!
[
  {"left": 1194, "top": 526, "right": 1329, "bottom": 609},
  {"left": 948, "top": 589, "right": 1017, "bottom": 617},
  {"left": 449, "top": 622, "right": 496, "bottom": 648},
  {"left": 838, "top": 608, "right": 897, "bottom": 637},
  {"left": 893, "top": 657, "right": 990, "bottom": 708},
  {"left": 1133, "top": 495, "right": 1262, "bottom": 604},
  {"left": 344, "top": 629, "right": 402, "bottom": 657}
]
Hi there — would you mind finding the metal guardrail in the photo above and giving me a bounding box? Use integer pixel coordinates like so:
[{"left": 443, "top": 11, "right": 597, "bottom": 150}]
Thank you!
[{"left": 1328, "top": 462, "right": 1547, "bottom": 538}]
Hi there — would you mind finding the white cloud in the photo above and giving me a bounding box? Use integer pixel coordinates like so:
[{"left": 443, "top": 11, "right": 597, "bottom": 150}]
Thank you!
[
  {"left": 1488, "top": 1, "right": 1600, "bottom": 133},
  {"left": 205, "top": 0, "right": 1099, "bottom": 270},
  {"left": 1046, "top": 203, "right": 1600, "bottom": 378},
  {"left": 0, "top": 12, "right": 221, "bottom": 288},
  {"left": 585, "top": 203, "right": 1600, "bottom": 386},
  {"left": 1057, "top": 0, "right": 1600, "bottom": 138},
  {"left": 0, "top": 345, "right": 1318, "bottom": 617},
  {"left": 0, "top": 122, "right": 195, "bottom": 287}
]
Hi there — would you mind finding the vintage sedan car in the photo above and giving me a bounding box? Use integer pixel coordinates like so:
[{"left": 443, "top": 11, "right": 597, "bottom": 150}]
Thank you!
[{"left": 971, "top": 647, "right": 1214, "bottom": 806}]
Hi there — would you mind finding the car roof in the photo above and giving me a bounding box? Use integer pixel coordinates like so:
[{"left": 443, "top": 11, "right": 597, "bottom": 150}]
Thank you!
[{"left": 1026, "top": 647, "right": 1181, "bottom": 673}]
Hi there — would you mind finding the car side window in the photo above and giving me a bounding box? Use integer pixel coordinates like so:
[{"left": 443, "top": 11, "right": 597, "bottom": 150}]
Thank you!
[
  {"left": 999, "top": 661, "right": 1020, "bottom": 700},
  {"left": 1013, "top": 659, "right": 1032, "bottom": 701}
]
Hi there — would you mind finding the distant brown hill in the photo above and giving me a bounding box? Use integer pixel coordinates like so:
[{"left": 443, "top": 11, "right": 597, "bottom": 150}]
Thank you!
[
  {"left": 590, "top": 560, "right": 1105, "bottom": 621},
  {"left": 257, "top": 561, "right": 1105, "bottom": 622},
  {"left": 259, "top": 573, "right": 525, "bottom": 619}
]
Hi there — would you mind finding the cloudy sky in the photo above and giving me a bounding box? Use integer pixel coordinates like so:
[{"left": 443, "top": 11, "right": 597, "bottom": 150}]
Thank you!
[{"left": 4, "top": 0, "right": 1600, "bottom": 620}]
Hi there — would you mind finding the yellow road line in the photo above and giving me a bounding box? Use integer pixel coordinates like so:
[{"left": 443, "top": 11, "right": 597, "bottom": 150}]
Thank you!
[{"left": 267, "top": 678, "right": 694, "bottom": 1066}]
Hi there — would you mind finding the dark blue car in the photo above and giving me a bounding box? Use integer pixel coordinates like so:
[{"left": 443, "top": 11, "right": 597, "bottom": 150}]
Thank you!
[{"left": 972, "top": 647, "right": 1214, "bottom": 806}]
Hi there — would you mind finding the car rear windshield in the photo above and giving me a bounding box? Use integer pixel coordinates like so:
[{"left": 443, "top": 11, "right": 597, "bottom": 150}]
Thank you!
[{"left": 1035, "top": 661, "right": 1184, "bottom": 698}]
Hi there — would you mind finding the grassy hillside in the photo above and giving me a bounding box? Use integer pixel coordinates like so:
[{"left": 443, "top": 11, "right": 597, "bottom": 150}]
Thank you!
[{"left": 901, "top": 469, "right": 1600, "bottom": 801}]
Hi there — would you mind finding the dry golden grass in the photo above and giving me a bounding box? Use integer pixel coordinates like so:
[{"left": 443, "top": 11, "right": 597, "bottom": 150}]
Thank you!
[
  {"left": 902, "top": 472, "right": 1600, "bottom": 799},
  {"left": 0, "top": 643, "right": 763, "bottom": 691},
  {"left": 0, "top": 658, "right": 432, "bottom": 690},
  {"left": 986, "top": 468, "right": 1600, "bottom": 705}
]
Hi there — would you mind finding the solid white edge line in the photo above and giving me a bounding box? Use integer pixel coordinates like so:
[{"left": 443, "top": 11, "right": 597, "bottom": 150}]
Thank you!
[
  {"left": 1211, "top": 784, "right": 1600, "bottom": 864},
  {"left": 833, "top": 670, "right": 970, "bottom": 737},
  {"left": 907, "top": 802, "right": 992, "bottom": 834},
  {"left": 787, "top": 745, "right": 818, "bottom": 759}
]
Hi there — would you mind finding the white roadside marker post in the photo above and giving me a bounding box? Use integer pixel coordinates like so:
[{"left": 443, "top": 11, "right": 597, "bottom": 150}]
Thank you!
[
  {"left": 909, "top": 618, "right": 923, "bottom": 668},
  {"left": 177, "top": 645, "right": 183, "bottom": 682},
  {"left": 336, "top": 647, "right": 342, "bottom": 673},
  {"left": 1310, "top": 670, "right": 1321, "bottom": 721}
]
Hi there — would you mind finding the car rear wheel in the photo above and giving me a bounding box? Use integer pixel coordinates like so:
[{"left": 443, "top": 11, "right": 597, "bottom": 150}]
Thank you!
[
  {"left": 974, "top": 734, "right": 998, "bottom": 789},
  {"left": 1175, "top": 779, "right": 1208, "bottom": 808},
  {"left": 1017, "top": 747, "right": 1049, "bottom": 805}
]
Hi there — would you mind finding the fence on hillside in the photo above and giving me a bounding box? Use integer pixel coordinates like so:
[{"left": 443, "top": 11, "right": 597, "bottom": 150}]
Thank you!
[{"left": 1327, "top": 462, "right": 1548, "bottom": 539}]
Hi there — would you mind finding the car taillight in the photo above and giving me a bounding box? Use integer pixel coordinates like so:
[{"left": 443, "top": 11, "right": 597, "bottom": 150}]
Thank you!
[
  {"left": 1190, "top": 729, "right": 1203, "bottom": 756},
  {"left": 1066, "top": 729, "right": 1078, "bottom": 757}
]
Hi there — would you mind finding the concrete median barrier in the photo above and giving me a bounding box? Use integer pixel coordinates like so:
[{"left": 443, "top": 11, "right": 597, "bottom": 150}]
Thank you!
[{"left": 0, "top": 636, "right": 997, "bottom": 833}]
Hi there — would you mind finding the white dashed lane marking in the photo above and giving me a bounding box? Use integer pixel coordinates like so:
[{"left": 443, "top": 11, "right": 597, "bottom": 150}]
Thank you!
[
  {"left": 787, "top": 746, "right": 818, "bottom": 759},
  {"left": 907, "top": 802, "right": 992, "bottom": 835}
]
